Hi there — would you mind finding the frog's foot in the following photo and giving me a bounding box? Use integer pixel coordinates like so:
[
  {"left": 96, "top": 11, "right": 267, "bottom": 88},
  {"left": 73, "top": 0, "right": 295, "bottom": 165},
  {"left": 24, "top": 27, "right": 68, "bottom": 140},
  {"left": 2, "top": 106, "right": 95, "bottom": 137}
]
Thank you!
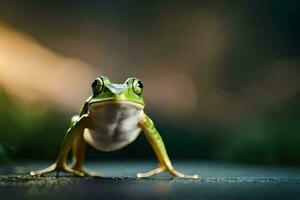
[
  {"left": 137, "top": 166, "right": 199, "bottom": 179},
  {"left": 30, "top": 163, "right": 84, "bottom": 177},
  {"left": 71, "top": 166, "right": 101, "bottom": 177}
]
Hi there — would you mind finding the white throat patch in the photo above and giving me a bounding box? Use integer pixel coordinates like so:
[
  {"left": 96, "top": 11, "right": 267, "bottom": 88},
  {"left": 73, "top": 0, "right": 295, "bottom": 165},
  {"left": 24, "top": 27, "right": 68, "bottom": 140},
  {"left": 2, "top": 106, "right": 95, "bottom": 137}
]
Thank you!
[{"left": 84, "top": 101, "right": 144, "bottom": 151}]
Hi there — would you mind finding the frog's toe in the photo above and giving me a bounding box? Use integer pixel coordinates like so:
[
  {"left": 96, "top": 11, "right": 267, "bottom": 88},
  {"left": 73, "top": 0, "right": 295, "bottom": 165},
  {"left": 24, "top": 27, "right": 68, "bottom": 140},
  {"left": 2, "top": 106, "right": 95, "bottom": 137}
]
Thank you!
[
  {"left": 83, "top": 170, "right": 101, "bottom": 177},
  {"left": 30, "top": 163, "right": 57, "bottom": 177},
  {"left": 76, "top": 170, "right": 100, "bottom": 177},
  {"left": 56, "top": 167, "right": 85, "bottom": 177},
  {"left": 30, "top": 171, "right": 46, "bottom": 177},
  {"left": 71, "top": 170, "right": 85, "bottom": 177},
  {"left": 137, "top": 166, "right": 166, "bottom": 178},
  {"left": 71, "top": 167, "right": 101, "bottom": 177},
  {"left": 168, "top": 168, "right": 199, "bottom": 179}
]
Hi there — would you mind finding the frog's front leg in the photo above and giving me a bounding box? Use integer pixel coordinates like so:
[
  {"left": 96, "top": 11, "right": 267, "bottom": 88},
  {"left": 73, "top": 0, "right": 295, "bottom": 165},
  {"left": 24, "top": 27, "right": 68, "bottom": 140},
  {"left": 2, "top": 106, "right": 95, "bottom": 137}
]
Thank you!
[
  {"left": 30, "top": 114, "right": 90, "bottom": 177},
  {"left": 137, "top": 114, "right": 199, "bottom": 179}
]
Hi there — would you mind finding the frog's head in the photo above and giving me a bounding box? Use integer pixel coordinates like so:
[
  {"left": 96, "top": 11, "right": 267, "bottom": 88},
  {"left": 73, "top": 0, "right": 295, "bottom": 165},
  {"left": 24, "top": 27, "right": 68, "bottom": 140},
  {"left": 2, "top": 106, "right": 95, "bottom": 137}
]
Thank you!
[{"left": 88, "top": 76, "right": 145, "bottom": 107}]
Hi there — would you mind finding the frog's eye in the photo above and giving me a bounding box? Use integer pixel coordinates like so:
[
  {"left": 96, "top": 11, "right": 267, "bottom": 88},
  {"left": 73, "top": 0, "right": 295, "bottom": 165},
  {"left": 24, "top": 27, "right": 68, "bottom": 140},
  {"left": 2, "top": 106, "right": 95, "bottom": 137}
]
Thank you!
[
  {"left": 132, "top": 79, "right": 143, "bottom": 95},
  {"left": 91, "top": 77, "right": 104, "bottom": 95}
]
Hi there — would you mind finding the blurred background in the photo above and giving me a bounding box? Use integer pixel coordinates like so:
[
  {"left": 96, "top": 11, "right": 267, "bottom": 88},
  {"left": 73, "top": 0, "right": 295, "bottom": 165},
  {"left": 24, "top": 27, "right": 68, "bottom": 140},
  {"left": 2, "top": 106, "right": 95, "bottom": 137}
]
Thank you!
[{"left": 0, "top": 0, "right": 299, "bottom": 165}]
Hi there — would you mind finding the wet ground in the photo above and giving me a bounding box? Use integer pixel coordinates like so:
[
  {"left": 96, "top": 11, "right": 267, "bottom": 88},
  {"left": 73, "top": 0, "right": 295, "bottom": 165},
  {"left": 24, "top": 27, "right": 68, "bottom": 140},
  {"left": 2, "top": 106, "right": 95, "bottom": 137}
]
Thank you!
[{"left": 1, "top": 161, "right": 300, "bottom": 200}]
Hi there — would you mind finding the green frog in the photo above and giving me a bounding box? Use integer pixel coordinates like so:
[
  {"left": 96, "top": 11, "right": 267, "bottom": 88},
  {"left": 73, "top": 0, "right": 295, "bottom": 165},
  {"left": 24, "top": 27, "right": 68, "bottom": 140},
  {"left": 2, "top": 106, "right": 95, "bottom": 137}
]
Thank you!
[{"left": 30, "top": 76, "right": 198, "bottom": 179}]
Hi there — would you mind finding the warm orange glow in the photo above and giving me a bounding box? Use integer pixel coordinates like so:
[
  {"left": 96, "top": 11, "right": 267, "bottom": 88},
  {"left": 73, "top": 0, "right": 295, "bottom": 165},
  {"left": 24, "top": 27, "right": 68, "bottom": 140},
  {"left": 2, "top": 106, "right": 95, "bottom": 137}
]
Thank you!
[{"left": 0, "top": 23, "right": 100, "bottom": 111}]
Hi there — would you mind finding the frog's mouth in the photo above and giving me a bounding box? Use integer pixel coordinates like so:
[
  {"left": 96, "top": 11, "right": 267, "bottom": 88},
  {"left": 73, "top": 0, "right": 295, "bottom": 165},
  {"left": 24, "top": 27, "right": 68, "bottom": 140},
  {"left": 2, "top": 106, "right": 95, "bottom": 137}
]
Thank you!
[{"left": 89, "top": 100, "right": 144, "bottom": 110}]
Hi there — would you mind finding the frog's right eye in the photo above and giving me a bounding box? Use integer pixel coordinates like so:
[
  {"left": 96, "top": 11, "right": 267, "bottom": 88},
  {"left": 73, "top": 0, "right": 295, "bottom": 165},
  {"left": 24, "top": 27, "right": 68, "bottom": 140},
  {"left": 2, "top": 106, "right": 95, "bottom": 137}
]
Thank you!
[{"left": 91, "top": 77, "right": 104, "bottom": 95}]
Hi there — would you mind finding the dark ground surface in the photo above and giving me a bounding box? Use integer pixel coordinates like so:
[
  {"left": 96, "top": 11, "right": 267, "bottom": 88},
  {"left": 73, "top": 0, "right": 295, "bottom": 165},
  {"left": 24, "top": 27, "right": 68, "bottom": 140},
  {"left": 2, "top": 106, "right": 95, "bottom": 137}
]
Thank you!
[{"left": 1, "top": 161, "right": 300, "bottom": 200}]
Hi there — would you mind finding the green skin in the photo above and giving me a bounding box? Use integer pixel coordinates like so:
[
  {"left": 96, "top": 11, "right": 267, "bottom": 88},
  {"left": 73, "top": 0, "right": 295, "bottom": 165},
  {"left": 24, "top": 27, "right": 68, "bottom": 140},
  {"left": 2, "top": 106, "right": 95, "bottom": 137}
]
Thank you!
[{"left": 30, "top": 76, "right": 198, "bottom": 179}]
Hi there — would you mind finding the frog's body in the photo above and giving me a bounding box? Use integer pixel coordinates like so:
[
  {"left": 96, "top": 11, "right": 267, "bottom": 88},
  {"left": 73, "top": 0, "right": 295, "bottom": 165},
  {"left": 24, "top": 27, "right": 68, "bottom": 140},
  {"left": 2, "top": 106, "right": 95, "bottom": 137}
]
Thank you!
[
  {"left": 84, "top": 101, "right": 143, "bottom": 151},
  {"left": 30, "top": 76, "right": 198, "bottom": 179}
]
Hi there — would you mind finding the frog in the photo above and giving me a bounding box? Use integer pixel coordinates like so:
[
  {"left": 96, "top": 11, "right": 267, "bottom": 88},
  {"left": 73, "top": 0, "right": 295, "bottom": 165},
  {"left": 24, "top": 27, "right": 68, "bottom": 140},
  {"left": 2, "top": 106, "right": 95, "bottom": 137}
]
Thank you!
[{"left": 30, "top": 76, "right": 198, "bottom": 179}]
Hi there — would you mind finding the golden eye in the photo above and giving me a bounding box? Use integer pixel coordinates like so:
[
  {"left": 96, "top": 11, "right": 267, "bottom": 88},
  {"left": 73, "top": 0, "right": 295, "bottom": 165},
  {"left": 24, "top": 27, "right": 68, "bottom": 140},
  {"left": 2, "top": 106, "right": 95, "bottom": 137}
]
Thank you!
[
  {"left": 132, "top": 79, "right": 143, "bottom": 95},
  {"left": 91, "top": 77, "right": 104, "bottom": 95}
]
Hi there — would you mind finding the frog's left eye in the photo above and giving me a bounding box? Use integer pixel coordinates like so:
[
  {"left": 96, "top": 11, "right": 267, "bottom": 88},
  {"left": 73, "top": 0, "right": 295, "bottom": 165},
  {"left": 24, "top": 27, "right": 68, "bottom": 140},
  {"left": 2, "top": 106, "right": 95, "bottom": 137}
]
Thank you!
[
  {"left": 91, "top": 77, "right": 104, "bottom": 95},
  {"left": 132, "top": 79, "right": 143, "bottom": 95}
]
